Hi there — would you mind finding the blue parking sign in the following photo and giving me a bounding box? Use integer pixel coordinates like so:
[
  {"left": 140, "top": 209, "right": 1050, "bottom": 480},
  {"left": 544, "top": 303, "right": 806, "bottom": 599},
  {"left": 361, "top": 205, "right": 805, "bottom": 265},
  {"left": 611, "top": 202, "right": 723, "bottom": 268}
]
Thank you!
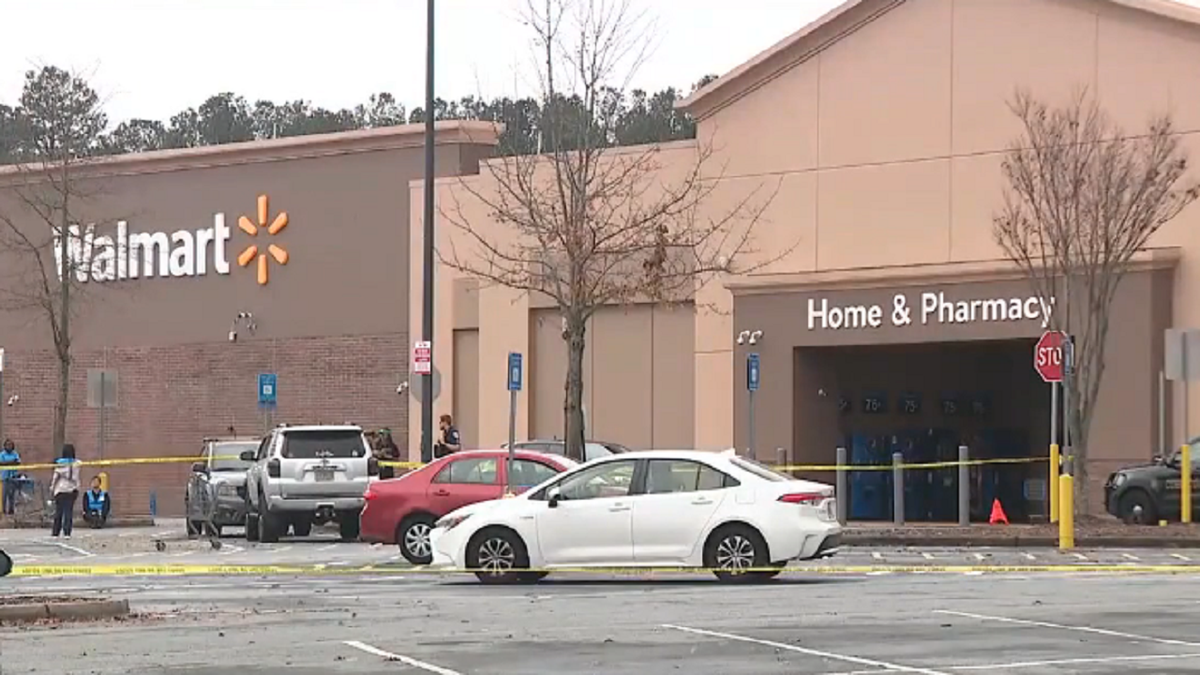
[
  {"left": 747, "top": 353, "right": 760, "bottom": 392},
  {"left": 258, "top": 373, "right": 277, "bottom": 407},
  {"left": 507, "top": 353, "right": 523, "bottom": 392}
]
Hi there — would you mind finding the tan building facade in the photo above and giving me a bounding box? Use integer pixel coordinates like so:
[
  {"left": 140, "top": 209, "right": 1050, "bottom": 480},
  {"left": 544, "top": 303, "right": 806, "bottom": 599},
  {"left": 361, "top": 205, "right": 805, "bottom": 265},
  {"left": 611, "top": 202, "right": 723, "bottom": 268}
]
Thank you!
[{"left": 413, "top": 0, "right": 1200, "bottom": 517}]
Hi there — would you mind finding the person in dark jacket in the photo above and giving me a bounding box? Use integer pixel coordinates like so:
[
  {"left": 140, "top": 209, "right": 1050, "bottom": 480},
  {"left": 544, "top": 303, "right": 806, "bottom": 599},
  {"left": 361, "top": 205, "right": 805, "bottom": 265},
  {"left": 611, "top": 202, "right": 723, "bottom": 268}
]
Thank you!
[
  {"left": 434, "top": 414, "right": 462, "bottom": 458},
  {"left": 82, "top": 476, "right": 111, "bottom": 528},
  {"left": 375, "top": 429, "right": 401, "bottom": 479}
]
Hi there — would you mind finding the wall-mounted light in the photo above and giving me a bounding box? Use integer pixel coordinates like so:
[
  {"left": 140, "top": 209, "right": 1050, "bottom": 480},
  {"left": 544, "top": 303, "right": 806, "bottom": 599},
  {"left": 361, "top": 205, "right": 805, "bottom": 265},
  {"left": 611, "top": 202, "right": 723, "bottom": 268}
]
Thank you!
[
  {"left": 736, "top": 329, "right": 763, "bottom": 346},
  {"left": 228, "top": 311, "right": 257, "bottom": 343}
]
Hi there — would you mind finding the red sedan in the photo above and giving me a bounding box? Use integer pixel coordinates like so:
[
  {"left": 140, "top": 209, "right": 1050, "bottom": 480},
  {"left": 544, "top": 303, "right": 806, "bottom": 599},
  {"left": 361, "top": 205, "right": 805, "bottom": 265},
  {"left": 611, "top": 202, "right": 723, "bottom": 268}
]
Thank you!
[{"left": 360, "top": 449, "right": 577, "bottom": 564}]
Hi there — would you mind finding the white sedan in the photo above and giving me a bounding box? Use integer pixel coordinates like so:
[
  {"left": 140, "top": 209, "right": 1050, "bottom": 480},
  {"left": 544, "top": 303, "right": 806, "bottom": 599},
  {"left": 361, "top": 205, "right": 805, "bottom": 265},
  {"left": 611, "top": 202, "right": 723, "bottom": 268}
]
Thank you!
[{"left": 428, "top": 449, "right": 841, "bottom": 584}]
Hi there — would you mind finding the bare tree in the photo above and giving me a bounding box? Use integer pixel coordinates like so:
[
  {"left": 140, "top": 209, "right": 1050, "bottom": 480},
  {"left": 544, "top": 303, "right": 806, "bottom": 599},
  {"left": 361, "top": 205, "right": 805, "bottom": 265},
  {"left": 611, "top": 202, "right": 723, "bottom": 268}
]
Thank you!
[
  {"left": 994, "top": 88, "right": 1199, "bottom": 514},
  {"left": 438, "top": 0, "right": 780, "bottom": 461},
  {"left": 0, "top": 66, "right": 109, "bottom": 453}
]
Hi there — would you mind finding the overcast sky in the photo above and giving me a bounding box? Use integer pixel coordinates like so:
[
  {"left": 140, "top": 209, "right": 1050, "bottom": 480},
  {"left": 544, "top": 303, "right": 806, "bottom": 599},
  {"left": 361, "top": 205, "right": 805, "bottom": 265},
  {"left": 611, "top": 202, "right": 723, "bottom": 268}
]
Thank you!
[{"left": 0, "top": 0, "right": 842, "bottom": 125}]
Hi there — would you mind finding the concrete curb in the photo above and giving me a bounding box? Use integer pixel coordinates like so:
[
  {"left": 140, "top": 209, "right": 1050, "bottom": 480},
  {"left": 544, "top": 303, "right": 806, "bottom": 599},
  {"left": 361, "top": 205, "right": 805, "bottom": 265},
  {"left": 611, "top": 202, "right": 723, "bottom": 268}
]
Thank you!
[
  {"left": 0, "top": 599, "right": 129, "bottom": 623},
  {"left": 0, "top": 516, "right": 155, "bottom": 530},
  {"left": 844, "top": 534, "right": 1199, "bottom": 548}
]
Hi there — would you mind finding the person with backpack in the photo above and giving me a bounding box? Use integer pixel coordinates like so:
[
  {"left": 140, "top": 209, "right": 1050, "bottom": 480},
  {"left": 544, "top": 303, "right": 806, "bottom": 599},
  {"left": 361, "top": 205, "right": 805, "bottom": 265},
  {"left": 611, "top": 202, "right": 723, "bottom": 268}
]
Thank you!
[{"left": 50, "top": 444, "right": 81, "bottom": 538}]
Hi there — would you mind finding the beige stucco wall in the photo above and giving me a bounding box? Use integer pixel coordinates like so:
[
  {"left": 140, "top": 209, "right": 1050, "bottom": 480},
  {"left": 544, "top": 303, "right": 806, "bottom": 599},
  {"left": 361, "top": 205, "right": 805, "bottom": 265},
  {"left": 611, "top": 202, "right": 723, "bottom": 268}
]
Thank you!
[
  {"left": 411, "top": 0, "right": 1200, "bottom": 458},
  {"left": 690, "top": 0, "right": 1200, "bottom": 451}
]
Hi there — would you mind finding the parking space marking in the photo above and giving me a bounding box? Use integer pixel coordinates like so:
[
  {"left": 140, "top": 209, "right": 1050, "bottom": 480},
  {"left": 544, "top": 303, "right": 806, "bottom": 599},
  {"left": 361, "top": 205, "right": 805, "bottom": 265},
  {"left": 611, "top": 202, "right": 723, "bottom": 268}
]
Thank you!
[
  {"left": 819, "top": 652, "right": 1200, "bottom": 674},
  {"left": 1020, "top": 553, "right": 1036, "bottom": 561},
  {"left": 664, "top": 624, "right": 950, "bottom": 674},
  {"left": 872, "top": 552, "right": 883, "bottom": 560},
  {"left": 935, "top": 610, "right": 1200, "bottom": 647},
  {"left": 971, "top": 553, "right": 985, "bottom": 562},
  {"left": 50, "top": 541, "right": 95, "bottom": 557},
  {"left": 1122, "top": 553, "right": 1140, "bottom": 561},
  {"left": 343, "top": 640, "right": 463, "bottom": 675},
  {"left": 1172, "top": 553, "right": 1192, "bottom": 561},
  {"left": 921, "top": 552, "right": 934, "bottom": 560},
  {"left": 1071, "top": 552, "right": 1088, "bottom": 561},
  {"left": 317, "top": 544, "right": 340, "bottom": 552}
]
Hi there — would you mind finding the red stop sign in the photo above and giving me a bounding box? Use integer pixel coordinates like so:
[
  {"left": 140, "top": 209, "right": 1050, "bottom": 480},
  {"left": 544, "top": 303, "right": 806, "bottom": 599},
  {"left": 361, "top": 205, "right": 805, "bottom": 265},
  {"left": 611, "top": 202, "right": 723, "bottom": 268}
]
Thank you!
[{"left": 1034, "top": 330, "right": 1067, "bottom": 382}]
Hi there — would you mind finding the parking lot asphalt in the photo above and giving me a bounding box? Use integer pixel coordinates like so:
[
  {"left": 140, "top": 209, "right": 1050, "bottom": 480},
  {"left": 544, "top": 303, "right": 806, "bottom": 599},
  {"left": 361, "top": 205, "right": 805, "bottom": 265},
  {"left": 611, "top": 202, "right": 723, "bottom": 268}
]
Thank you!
[
  {"left": 5, "top": 519, "right": 1200, "bottom": 573},
  {"left": 3, "top": 566, "right": 1200, "bottom": 674}
]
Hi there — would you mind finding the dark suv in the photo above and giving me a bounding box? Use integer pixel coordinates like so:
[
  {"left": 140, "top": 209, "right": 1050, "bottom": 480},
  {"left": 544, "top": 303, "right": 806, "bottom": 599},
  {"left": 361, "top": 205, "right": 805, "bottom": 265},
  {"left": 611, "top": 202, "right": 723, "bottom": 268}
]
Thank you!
[{"left": 1105, "top": 441, "right": 1200, "bottom": 523}]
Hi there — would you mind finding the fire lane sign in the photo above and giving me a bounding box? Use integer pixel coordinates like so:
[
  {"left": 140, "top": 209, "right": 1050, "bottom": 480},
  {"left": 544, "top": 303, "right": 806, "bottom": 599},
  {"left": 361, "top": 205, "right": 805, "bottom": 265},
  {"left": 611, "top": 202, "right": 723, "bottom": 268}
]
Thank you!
[{"left": 412, "top": 341, "right": 432, "bottom": 376}]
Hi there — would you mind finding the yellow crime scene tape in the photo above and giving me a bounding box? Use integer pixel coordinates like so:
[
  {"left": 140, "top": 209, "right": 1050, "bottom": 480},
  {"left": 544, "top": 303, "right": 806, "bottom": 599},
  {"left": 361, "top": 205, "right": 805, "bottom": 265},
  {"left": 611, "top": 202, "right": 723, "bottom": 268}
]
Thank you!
[
  {"left": 7, "top": 455, "right": 1045, "bottom": 473},
  {"left": 10, "top": 562, "right": 1200, "bottom": 577}
]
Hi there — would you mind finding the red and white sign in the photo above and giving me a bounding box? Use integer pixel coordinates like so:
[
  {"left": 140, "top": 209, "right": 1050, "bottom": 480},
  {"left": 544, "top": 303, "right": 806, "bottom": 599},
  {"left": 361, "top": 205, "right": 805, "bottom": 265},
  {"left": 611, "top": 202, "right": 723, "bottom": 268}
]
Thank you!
[
  {"left": 412, "top": 341, "right": 432, "bottom": 375},
  {"left": 1034, "top": 330, "right": 1067, "bottom": 383}
]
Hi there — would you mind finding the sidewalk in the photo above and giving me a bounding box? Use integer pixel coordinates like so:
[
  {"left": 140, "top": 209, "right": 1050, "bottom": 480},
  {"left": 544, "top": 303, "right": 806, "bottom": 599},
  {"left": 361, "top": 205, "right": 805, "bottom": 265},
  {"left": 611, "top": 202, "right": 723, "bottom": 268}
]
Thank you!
[
  {"left": 844, "top": 521, "right": 1200, "bottom": 548},
  {"left": 0, "top": 515, "right": 155, "bottom": 529}
]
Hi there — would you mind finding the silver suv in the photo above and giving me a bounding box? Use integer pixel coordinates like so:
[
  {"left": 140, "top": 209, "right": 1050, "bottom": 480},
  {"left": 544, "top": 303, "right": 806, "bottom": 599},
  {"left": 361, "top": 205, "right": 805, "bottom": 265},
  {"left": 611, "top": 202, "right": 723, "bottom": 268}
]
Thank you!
[{"left": 241, "top": 424, "right": 378, "bottom": 543}]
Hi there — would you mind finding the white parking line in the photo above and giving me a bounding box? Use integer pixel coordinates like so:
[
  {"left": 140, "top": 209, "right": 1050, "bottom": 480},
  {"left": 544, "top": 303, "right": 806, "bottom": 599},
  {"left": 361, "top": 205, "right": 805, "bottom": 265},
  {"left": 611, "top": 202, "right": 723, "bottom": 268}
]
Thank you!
[
  {"left": 219, "top": 545, "right": 244, "bottom": 556},
  {"left": 50, "top": 541, "right": 95, "bottom": 557},
  {"left": 971, "top": 553, "right": 985, "bottom": 561},
  {"left": 317, "top": 544, "right": 340, "bottom": 552},
  {"left": 343, "top": 640, "right": 462, "bottom": 675},
  {"left": 663, "top": 624, "right": 950, "bottom": 675},
  {"left": 934, "top": 610, "right": 1200, "bottom": 647},
  {"left": 871, "top": 552, "right": 883, "bottom": 560},
  {"left": 921, "top": 552, "right": 934, "bottom": 560},
  {"left": 1121, "top": 553, "right": 1140, "bottom": 561},
  {"left": 1020, "top": 553, "right": 1036, "bottom": 561},
  {"left": 819, "top": 652, "right": 1200, "bottom": 674},
  {"left": 1172, "top": 553, "right": 1192, "bottom": 561},
  {"left": 170, "top": 551, "right": 196, "bottom": 558},
  {"left": 1071, "top": 552, "right": 1088, "bottom": 561},
  {"left": 272, "top": 546, "right": 293, "bottom": 554}
]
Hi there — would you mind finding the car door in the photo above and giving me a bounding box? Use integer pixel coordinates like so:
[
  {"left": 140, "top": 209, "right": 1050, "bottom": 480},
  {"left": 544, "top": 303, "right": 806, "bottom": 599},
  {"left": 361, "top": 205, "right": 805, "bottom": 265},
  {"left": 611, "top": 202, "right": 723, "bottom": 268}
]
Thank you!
[
  {"left": 246, "top": 435, "right": 271, "bottom": 508},
  {"left": 632, "top": 460, "right": 730, "bottom": 564},
  {"left": 426, "top": 456, "right": 503, "bottom": 516},
  {"left": 534, "top": 459, "right": 638, "bottom": 566}
]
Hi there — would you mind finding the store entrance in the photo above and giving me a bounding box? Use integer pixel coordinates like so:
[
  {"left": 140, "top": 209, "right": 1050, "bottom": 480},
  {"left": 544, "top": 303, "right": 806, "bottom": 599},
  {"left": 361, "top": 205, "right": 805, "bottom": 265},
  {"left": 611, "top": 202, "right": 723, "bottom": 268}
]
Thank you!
[{"left": 797, "top": 339, "right": 1049, "bottom": 523}]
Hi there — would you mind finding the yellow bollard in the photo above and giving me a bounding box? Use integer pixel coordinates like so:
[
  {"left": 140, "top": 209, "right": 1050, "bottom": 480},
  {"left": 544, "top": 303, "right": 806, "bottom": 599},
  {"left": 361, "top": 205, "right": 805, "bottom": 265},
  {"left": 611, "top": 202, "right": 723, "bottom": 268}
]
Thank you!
[
  {"left": 1049, "top": 444, "right": 1060, "bottom": 523},
  {"left": 1183, "top": 444, "right": 1192, "bottom": 524},
  {"left": 1058, "top": 473, "right": 1074, "bottom": 550},
  {"left": 98, "top": 471, "right": 109, "bottom": 493}
]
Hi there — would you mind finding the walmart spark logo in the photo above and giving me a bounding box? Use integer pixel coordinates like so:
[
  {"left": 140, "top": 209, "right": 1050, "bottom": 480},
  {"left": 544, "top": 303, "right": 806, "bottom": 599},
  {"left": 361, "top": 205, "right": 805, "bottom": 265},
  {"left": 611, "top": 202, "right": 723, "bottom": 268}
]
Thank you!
[{"left": 237, "top": 195, "right": 289, "bottom": 285}]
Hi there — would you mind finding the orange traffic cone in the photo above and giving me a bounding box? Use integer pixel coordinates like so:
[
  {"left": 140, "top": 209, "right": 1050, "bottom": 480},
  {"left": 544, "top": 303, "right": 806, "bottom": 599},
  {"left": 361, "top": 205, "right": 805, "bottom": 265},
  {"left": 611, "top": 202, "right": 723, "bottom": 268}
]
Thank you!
[{"left": 988, "top": 498, "right": 1009, "bottom": 525}]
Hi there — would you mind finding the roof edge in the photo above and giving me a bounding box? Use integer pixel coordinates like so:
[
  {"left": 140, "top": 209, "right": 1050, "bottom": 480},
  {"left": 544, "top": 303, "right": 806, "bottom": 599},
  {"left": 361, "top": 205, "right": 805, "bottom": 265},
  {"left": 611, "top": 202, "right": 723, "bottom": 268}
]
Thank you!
[
  {"left": 678, "top": 0, "right": 1200, "bottom": 122},
  {"left": 0, "top": 120, "right": 503, "bottom": 180}
]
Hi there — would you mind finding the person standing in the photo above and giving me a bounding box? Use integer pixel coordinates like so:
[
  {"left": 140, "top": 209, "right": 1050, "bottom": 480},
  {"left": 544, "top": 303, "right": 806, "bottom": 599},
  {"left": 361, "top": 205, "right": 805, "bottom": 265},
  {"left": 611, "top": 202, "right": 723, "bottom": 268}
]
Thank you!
[
  {"left": 50, "top": 444, "right": 81, "bottom": 538},
  {"left": 434, "top": 414, "right": 462, "bottom": 459},
  {"left": 375, "top": 429, "right": 400, "bottom": 479},
  {"left": 0, "top": 440, "right": 19, "bottom": 516}
]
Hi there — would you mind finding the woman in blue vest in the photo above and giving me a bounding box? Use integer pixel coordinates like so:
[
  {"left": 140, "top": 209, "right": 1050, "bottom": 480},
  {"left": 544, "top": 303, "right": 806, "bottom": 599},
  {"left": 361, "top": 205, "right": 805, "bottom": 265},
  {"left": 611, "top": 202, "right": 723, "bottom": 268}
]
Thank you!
[{"left": 82, "top": 476, "right": 111, "bottom": 528}]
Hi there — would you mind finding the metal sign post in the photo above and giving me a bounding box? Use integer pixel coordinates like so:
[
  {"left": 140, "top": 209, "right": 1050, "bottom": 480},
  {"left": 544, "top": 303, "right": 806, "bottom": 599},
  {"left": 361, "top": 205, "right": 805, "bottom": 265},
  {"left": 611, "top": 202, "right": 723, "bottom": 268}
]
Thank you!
[
  {"left": 746, "top": 353, "right": 760, "bottom": 458},
  {"left": 505, "top": 353, "right": 523, "bottom": 496},
  {"left": 1035, "top": 330, "right": 1066, "bottom": 522},
  {"left": 258, "top": 373, "right": 278, "bottom": 432}
]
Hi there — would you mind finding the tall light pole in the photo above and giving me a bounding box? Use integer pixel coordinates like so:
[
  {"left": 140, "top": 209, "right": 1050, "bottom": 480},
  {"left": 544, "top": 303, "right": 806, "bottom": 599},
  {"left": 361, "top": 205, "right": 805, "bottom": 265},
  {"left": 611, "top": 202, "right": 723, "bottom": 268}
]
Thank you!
[{"left": 420, "top": 0, "right": 437, "bottom": 464}]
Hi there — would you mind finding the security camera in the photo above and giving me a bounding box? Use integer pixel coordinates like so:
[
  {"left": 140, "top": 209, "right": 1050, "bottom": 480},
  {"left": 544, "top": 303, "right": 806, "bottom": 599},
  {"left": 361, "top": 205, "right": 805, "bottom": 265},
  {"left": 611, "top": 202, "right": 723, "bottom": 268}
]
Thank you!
[
  {"left": 748, "top": 330, "right": 763, "bottom": 345},
  {"left": 736, "top": 330, "right": 749, "bottom": 345},
  {"left": 396, "top": 382, "right": 410, "bottom": 396},
  {"left": 5, "top": 394, "right": 17, "bottom": 407},
  {"left": 817, "top": 388, "right": 827, "bottom": 397},
  {"left": 228, "top": 330, "right": 237, "bottom": 343}
]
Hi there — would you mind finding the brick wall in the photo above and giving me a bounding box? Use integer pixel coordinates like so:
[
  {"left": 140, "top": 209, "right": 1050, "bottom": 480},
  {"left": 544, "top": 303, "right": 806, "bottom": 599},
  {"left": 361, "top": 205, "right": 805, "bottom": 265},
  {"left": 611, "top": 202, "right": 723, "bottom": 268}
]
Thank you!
[{"left": 1, "top": 333, "right": 407, "bottom": 518}]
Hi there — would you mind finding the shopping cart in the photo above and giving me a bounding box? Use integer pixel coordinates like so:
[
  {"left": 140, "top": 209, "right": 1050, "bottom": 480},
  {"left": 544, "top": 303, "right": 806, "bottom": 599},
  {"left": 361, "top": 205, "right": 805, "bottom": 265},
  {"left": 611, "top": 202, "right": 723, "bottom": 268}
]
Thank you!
[{"left": 9, "top": 475, "right": 52, "bottom": 528}]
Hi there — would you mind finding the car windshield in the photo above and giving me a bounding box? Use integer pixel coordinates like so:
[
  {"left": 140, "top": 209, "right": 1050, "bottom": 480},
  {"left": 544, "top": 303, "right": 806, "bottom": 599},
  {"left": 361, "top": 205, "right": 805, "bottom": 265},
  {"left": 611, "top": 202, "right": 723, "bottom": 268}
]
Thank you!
[
  {"left": 730, "top": 455, "right": 790, "bottom": 482},
  {"left": 210, "top": 442, "right": 258, "bottom": 471},
  {"left": 282, "top": 430, "right": 368, "bottom": 459}
]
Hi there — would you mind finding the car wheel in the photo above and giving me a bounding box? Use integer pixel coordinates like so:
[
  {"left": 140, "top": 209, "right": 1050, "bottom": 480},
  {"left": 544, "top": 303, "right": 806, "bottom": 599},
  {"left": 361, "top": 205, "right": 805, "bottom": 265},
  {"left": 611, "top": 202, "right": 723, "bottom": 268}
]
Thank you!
[
  {"left": 398, "top": 515, "right": 436, "bottom": 565},
  {"left": 291, "top": 519, "right": 313, "bottom": 538},
  {"left": 1118, "top": 490, "right": 1157, "bottom": 524},
  {"left": 338, "top": 512, "right": 361, "bottom": 542},
  {"left": 260, "top": 509, "right": 283, "bottom": 543},
  {"left": 467, "top": 527, "right": 530, "bottom": 585},
  {"left": 245, "top": 511, "right": 260, "bottom": 542},
  {"left": 0, "top": 549, "right": 12, "bottom": 578},
  {"left": 705, "top": 524, "right": 772, "bottom": 583}
]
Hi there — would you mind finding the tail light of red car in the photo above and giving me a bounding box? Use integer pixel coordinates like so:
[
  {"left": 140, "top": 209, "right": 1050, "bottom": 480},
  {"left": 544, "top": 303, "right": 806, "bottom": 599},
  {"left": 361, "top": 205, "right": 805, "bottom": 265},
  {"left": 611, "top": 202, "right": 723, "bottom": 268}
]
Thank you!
[{"left": 363, "top": 486, "right": 378, "bottom": 501}]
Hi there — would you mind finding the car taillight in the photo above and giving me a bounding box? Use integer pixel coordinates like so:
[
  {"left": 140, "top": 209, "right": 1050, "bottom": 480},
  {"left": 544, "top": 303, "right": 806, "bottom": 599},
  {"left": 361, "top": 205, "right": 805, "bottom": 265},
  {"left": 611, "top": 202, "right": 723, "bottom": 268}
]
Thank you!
[
  {"left": 267, "top": 458, "right": 281, "bottom": 478},
  {"left": 368, "top": 457, "right": 380, "bottom": 477},
  {"left": 778, "top": 492, "right": 824, "bottom": 505},
  {"left": 363, "top": 487, "right": 377, "bottom": 501}
]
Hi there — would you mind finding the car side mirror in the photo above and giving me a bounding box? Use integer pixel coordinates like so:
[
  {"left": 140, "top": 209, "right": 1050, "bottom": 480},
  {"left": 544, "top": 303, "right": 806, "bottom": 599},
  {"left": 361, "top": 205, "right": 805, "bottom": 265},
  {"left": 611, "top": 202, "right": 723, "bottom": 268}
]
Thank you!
[
  {"left": 547, "top": 487, "right": 562, "bottom": 508},
  {"left": 239, "top": 450, "right": 256, "bottom": 462},
  {"left": 191, "top": 462, "right": 208, "bottom": 474}
]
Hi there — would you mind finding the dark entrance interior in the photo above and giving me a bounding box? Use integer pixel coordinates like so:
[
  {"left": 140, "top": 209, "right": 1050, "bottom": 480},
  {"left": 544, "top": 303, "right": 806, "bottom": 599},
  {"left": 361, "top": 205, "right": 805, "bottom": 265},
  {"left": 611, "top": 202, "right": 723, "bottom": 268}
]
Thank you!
[{"left": 796, "top": 339, "right": 1050, "bottom": 523}]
